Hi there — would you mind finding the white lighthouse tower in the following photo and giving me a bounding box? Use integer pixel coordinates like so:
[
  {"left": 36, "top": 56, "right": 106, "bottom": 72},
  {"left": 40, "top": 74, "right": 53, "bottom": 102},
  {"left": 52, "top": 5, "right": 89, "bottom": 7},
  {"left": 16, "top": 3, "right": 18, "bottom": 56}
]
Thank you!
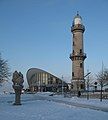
[{"left": 70, "top": 13, "right": 86, "bottom": 92}]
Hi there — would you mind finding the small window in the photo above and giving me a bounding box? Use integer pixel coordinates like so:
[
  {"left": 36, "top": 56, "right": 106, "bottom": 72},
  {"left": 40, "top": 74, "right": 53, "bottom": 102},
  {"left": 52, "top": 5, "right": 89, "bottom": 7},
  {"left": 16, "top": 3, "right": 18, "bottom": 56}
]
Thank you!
[
  {"left": 73, "top": 41, "right": 74, "bottom": 46},
  {"left": 72, "top": 72, "right": 74, "bottom": 76},
  {"left": 73, "top": 50, "right": 74, "bottom": 54},
  {"left": 81, "top": 84, "right": 84, "bottom": 89},
  {"left": 80, "top": 63, "right": 83, "bottom": 68},
  {"left": 80, "top": 49, "right": 82, "bottom": 53}
]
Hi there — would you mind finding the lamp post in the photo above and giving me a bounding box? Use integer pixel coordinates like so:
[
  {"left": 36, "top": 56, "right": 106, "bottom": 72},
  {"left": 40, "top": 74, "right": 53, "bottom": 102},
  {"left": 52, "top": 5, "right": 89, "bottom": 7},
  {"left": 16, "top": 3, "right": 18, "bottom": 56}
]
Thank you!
[
  {"left": 87, "top": 73, "right": 90, "bottom": 100},
  {"left": 62, "top": 75, "right": 64, "bottom": 95},
  {"left": 100, "top": 62, "right": 104, "bottom": 102},
  {"left": 84, "top": 71, "right": 91, "bottom": 100}
]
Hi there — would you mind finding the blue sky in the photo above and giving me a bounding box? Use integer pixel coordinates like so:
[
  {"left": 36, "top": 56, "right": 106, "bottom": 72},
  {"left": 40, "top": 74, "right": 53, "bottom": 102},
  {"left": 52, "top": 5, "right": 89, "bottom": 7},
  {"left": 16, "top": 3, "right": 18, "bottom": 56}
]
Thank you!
[{"left": 0, "top": 0, "right": 108, "bottom": 83}]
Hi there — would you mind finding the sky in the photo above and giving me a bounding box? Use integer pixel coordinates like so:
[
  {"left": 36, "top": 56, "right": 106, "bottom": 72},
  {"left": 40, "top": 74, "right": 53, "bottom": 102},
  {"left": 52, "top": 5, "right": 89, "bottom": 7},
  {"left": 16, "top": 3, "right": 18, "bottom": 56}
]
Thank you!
[{"left": 0, "top": 0, "right": 108, "bottom": 85}]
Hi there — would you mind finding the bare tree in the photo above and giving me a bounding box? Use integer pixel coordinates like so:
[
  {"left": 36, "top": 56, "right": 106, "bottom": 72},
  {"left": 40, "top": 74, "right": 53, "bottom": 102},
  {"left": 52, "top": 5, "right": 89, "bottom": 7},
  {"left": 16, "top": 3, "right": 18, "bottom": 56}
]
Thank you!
[
  {"left": 97, "top": 68, "right": 108, "bottom": 87},
  {"left": 96, "top": 67, "right": 108, "bottom": 101},
  {"left": 0, "top": 53, "right": 11, "bottom": 85}
]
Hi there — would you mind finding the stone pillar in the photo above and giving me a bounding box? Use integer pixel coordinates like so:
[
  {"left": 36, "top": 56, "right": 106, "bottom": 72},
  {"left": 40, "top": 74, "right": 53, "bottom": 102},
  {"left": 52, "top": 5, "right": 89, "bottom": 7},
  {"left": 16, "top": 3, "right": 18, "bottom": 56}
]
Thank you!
[{"left": 13, "top": 85, "right": 23, "bottom": 105}]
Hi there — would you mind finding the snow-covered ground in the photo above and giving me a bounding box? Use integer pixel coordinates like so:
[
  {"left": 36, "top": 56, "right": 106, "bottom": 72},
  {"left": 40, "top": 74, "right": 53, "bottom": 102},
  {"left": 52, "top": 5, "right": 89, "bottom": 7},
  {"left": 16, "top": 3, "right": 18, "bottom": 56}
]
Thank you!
[{"left": 0, "top": 92, "right": 108, "bottom": 120}]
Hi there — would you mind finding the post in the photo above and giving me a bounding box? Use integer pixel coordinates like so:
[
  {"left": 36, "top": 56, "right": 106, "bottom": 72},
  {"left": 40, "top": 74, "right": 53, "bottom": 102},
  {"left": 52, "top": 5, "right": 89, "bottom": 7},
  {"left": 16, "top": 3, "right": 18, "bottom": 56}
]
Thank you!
[
  {"left": 100, "top": 62, "right": 103, "bottom": 102},
  {"left": 100, "top": 80, "right": 103, "bottom": 102},
  {"left": 87, "top": 72, "right": 89, "bottom": 100},
  {"left": 62, "top": 75, "right": 64, "bottom": 95},
  {"left": 84, "top": 71, "right": 91, "bottom": 99}
]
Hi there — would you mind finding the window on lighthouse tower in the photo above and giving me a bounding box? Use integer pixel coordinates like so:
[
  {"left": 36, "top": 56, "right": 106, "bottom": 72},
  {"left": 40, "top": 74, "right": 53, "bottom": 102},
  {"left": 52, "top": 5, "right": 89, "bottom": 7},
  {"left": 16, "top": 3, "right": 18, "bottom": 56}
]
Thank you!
[
  {"left": 72, "top": 72, "right": 74, "bottom": 77},
  {"left": 80, "top": 49, "right": 82, "bottom": 53},
  {"left": 80, "top": 63, "right": 83, "bottom": 68}
]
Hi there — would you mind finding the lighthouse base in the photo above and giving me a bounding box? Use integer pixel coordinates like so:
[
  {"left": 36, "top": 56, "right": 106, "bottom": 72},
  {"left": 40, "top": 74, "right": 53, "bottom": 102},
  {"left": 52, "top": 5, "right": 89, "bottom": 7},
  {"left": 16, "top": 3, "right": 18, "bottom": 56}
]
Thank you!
[{"left": 71, "top": 80, "right": 85, "bottom": 95}]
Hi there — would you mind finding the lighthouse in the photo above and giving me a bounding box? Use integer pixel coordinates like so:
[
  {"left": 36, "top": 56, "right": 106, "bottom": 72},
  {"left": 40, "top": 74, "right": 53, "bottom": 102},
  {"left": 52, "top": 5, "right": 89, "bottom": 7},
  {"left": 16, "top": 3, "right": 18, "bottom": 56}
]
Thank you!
[{"left": 70, "top": 13, "right": 86, "bottom": 92}]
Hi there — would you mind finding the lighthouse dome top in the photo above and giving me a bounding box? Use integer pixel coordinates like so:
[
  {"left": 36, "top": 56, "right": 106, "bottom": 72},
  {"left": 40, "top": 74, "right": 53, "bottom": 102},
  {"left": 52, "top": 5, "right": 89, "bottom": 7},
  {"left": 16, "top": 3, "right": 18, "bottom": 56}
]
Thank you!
[{"left": 73, "top": 12, "right": 83, "bottom": 25}]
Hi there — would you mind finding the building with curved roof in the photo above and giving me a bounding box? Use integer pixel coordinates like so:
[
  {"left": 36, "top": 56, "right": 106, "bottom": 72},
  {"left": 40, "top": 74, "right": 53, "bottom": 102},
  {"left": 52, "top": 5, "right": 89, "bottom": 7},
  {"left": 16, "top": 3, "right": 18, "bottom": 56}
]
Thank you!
[{"left": 26, "top": 68, "right": 68, "bottom": 92}]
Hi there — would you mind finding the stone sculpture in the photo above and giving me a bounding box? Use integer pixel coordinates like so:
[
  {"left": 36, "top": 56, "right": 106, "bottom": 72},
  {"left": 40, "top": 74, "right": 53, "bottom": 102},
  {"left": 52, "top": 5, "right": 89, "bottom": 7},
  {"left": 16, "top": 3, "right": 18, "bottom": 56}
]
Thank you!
[{"left": 12, "top": 71, "right": 24, "bottom": 105}]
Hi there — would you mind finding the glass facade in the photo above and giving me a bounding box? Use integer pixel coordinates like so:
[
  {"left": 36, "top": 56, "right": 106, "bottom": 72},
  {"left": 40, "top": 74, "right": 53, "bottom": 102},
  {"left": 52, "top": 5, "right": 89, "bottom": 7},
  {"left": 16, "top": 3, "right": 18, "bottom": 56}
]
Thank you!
[{"left": 27, "top": 68, "right": 68, "bottom": 92}]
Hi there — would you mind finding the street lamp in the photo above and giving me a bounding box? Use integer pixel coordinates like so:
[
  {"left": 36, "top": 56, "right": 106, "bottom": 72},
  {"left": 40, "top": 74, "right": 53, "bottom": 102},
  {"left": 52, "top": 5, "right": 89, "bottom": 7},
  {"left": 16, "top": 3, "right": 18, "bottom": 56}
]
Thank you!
[
  {"left": 87, "top": 74, "right": 90, "bottom": 100},
  {"left": 84, "top": 72, "right": 91, "bottom": 78},
  {"left": 62, "top": 75, "right": 64, "bottom": 95},
  {"left": 100, "top": 62, "right": 104, "bottom": 102},
  {"left": 84, "top": 71, "right": 91, "bottom": 89},
  {"left": 84, "top": 71, "right": 91, "bottom": 100}
]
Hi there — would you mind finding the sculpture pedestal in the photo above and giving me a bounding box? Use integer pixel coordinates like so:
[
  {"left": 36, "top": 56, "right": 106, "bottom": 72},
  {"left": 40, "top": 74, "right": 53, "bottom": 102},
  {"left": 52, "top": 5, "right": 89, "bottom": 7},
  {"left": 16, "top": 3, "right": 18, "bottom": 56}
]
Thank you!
[{"left": 13, "top": 85, "right": 23, "bottom": 105}]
